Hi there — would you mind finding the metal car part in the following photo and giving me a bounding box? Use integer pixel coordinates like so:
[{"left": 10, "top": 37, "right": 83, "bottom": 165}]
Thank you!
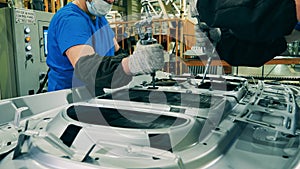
[{"left": 0, "top": 74, "right": 299, "bottom": 169}]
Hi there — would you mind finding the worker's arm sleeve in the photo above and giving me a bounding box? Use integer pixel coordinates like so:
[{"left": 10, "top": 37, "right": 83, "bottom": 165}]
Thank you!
[
  {"left": 114, "top": 48, "right": 128, "bottom": 56},
  {"left": 196, "top": 0, "right": 297, "bottom": 66},
  {"left": 197, "top": 0, "right": 297, "bottom": 41},
  {"left": 74, "top": 53, "right": 132, "bottom": 94}
]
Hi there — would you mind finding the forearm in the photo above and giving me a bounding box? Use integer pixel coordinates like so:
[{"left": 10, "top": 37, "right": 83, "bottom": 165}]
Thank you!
[
  {"left": 121, "top": 57, "right": 131, "bottom": 75},
  {"left": 285, "top": 0, "right": 300, "bottom": 42},
  {"left": 113, "top": 38, "right": 120, "bottom": 52},
  {"left": 296, "top": 0, "right": 300, "bottom": 20},
  {"left": 115, "top": 48, "right": 131, "bottom": 75}
]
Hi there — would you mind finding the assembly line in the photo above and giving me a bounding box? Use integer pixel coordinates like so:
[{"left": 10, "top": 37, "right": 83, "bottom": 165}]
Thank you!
[{"left": 0, "top": 0, "right": 300, "bottom": 168}]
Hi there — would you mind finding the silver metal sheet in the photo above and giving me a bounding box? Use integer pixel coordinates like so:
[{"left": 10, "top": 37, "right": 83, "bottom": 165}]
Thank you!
[{"left": 0, "top": 74, "right": 299, "bottom": 169}]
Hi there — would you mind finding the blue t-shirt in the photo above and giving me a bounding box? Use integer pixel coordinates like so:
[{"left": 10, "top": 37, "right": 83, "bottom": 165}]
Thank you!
[
  {"left": 295, "top": 22, "right": 300, "bottom": 31},
  {"left": 46, "top": 2, "right": 115, "bottom": 91}
]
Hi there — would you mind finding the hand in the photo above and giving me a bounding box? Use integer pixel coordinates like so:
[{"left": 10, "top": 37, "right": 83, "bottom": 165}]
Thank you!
[
  {"left": 192, "top": 22, "right": 221, "bottom": 57},
  {"left": 128, "top": 41, "right": 165, "bottom": 75},
  {"left": 196, "top": 22, "right": 221, "bottom": 46}
]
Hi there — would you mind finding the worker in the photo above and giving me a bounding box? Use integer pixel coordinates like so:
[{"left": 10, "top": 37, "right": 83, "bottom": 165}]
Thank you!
[
  {"left": 286, "top": 22, "right": 300, "bottom": 42},
  {"left": 46, "top": 0, "right": 164, "bottom": 96},
  {"left": 286, "top": 0, "right": 300, "bottom": 42},
  {"left": 194, "top": 0, "right": 298, "bottom": 66}
]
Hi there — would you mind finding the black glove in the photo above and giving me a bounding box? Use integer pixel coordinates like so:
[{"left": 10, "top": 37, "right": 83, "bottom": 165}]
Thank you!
[
  {"left": 216, "top": 29, "right": 287, "bottom": 67},
  {"left": 114, "top": 48, "right": 128, "bottom": 56},
  {"left": 75, "top": 53, "right": 132, "bottom": 96}
]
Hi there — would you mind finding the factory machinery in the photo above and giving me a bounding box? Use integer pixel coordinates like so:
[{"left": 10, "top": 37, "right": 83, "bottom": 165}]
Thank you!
[{"left": 0, "top": 72, "right": 300, "bottom": 169}]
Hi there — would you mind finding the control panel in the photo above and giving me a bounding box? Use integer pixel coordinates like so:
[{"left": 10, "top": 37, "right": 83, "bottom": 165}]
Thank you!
[{"left": 0, "top": 8, "right": 53, "bottom": 99}]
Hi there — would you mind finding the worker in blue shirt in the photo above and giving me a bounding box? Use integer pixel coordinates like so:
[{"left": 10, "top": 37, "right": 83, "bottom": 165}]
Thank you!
[{"left": 47, "top": 0, "right": 164, "bottom": 96}]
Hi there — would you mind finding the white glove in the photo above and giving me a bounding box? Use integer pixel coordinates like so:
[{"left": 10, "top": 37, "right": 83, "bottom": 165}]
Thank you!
[
  {"left": 128, "top": 41, "right": 165, "bottom": 75},
  {"left": 193, "top": 23, "right": 220, "bottom": 57},
  {"left": 197, "top": 22, "right": 221, "bottom": 45}
]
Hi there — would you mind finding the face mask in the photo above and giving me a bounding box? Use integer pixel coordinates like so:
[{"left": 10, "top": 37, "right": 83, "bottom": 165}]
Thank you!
[{"left": 86, "top": 0, "right": 112, "bottom": 17}]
